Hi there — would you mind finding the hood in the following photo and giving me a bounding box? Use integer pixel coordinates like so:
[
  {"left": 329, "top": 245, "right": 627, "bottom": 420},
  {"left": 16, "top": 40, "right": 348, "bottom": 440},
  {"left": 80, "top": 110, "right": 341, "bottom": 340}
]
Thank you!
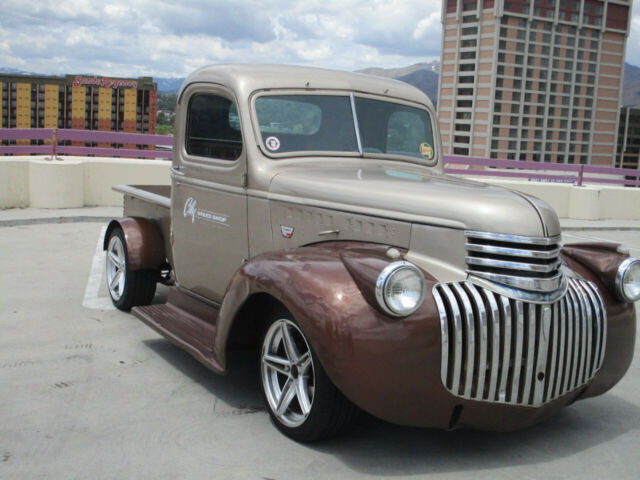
[{"left": 269, "top": 164, "right": 560, "bottom": 237}]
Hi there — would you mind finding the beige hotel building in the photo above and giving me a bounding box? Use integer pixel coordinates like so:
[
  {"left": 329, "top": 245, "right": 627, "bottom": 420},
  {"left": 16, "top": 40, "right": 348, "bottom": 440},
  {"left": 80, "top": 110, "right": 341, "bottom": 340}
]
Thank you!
[{"left": 437, "top": 0, "right": 631, "bottom": 166}]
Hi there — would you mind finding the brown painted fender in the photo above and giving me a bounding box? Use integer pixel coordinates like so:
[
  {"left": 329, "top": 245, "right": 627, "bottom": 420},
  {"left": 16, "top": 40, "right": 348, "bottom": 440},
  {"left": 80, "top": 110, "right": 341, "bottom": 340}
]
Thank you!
[
  {"left": 104, "top": 217, "right": 165, "bottom": 271},
  {"left": 214, "top": 241, "right": 456, "bottom": 427},
  {"left": 561, "top": 242, "right": 637, "bottom": 399},
  {"left": 209, "top": 241, "right": 637, "bottom": 430}
]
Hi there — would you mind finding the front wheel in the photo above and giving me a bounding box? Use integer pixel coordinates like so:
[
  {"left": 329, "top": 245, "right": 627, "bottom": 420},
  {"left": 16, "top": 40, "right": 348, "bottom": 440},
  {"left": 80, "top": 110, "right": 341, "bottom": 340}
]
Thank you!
[
  {"left": 105, "top": 227, "right": 157, "bottom": 311},
  {"left": 260, "top": 312, "right": 357, "bottom": 442}
]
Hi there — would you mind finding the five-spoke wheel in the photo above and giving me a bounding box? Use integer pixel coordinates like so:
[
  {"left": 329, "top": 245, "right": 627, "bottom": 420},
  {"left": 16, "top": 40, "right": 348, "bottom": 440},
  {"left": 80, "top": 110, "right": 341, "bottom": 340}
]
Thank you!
[
  {"left": 259, "top": 311, "right": 358, "bottom": 442},
  {"left": 261, "top": 319, "right": 315, "bottom": 427}
]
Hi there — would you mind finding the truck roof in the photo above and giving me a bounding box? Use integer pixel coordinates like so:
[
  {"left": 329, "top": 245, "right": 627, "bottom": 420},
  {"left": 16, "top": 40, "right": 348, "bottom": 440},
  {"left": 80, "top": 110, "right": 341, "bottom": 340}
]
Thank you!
[{"left": 180, "top": 64, "right": 435, "bottom": 109}]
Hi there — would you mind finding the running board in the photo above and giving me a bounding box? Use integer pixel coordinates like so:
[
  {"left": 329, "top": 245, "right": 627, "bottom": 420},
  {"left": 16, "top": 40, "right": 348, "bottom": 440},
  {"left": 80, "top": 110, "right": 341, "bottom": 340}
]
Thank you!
[{"left": 132, "top": 287, "right": 224, "bottom": 374}]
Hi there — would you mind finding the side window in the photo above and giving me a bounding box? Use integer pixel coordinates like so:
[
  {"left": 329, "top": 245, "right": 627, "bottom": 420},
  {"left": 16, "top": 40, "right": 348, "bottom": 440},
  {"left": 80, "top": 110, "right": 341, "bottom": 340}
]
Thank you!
[{"left": 186, "top": 94, "right": 242, "bottom": 160}]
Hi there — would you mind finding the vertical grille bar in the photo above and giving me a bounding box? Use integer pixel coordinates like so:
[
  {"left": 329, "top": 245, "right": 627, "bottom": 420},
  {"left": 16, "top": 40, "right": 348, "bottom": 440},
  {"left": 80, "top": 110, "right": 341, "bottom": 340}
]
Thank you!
[
  {"left": 497, "top": 295, "right": 511, "bottom": 403},
  {"left": 435, "top": 279, "right": 606, "bottom": 407},
  {"left": 568, "top": 286, "right": 580, "bottom": 392},
  {"left": 584, "top": 282, "right": 606, "bottom": 371},
  {"left": 481, "top": 289, "right": 501, "bottom": 401},
  {"left": 433, "top": 288, "right": 449, "bottom": 389},
  {"left": 576, "top": 282, "right": 593, "bottom": 383},
  {"left": 575, "top": 282, "right": 588, "bottom": 387},
  {"left": 521, "top": 304, "right": 537, "bottom": 404},
  {"left": 510, "top": 301, "right": 525, "bottom": 403},
  {"left": 440, "top": 284, "right": 463, "bottom": 394},
  {"left": 466, "top": 283, "right": 488, "bottom": 400},
  {"left": 533, "top": 304, "right": 552, "bottom": 406},
  {"left": 545, "top": 301, "right": 559, "bottom": 403},
  {"left": 452, "top": 284, "right": 475, "bottom": 397}
]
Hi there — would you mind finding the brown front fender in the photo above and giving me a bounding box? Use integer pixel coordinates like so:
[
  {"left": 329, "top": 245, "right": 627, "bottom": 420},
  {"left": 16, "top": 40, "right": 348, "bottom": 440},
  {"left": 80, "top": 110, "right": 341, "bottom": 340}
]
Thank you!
[
  {"left": 561, "top": 242, "right": 637, "bottom": 399},
  {"left": 104, "top": 217, "right": 165, "bottom": 271},
  {"left": 213, "top": 242, "right": 466, "bottom": 428}
]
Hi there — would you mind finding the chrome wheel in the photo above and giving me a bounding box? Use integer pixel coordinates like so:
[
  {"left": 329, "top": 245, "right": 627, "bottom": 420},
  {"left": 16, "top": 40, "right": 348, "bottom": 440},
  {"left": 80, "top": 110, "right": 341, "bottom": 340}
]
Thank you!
[
  {"left": 261, "top": 319, "right": 315, "bottom": 428},
  {"left": 106, "top": 234, "right": 126, "bottom": 301}
]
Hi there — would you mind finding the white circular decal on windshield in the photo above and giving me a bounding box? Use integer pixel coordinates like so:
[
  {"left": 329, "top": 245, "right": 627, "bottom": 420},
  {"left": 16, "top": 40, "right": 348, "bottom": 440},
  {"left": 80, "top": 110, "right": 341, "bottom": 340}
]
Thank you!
[{"left": 265, "top": 136, "right": 281, "bottom": 151}]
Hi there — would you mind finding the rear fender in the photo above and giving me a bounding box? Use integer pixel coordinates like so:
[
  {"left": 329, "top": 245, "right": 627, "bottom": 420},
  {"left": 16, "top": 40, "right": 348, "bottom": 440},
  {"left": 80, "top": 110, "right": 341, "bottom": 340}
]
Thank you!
[{"left": 104, "top": 217, "right": 165, "bottom": 271}]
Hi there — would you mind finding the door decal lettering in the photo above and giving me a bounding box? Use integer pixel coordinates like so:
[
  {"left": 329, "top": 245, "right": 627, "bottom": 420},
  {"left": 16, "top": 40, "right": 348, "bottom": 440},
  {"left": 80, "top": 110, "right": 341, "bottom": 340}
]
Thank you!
[{"left": 183, "top": 197, "right": 230, "bottom": 226}]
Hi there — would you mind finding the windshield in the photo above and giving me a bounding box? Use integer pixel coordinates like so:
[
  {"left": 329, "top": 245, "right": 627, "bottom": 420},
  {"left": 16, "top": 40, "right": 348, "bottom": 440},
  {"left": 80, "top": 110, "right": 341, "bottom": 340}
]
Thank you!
[{"left": 254, "top": 94, "right": 435, "bottom": 162}]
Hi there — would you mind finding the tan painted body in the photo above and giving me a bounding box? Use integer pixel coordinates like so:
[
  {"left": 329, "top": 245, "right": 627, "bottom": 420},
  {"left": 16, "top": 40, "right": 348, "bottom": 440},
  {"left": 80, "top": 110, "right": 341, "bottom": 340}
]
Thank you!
[{"left": 108, "top": 64, "right": 636, "bottom": 431}]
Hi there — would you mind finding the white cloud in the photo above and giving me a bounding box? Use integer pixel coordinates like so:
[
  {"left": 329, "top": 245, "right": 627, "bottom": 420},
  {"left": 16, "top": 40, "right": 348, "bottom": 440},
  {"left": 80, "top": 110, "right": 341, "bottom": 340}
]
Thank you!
[
  {"left": 1, "top": 0, "right": 638, "bottom": 79},
  {"left": 0, "top": 0, "right": 445, "bottom": 78}
]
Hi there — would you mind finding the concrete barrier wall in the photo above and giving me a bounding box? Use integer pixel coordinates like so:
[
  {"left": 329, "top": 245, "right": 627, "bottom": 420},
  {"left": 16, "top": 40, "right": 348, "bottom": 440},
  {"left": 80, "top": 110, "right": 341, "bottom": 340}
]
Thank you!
[
  {"left": 0, "top": 156, "right": 170, "bottom": 209},
  {"left": 1, "top": 156, "right": 639, "bottom": 220}
]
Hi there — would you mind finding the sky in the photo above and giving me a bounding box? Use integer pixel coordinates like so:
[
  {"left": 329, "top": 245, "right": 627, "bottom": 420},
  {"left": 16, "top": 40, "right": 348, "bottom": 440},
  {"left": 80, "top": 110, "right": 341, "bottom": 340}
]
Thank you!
[{"left": 0, "top": 0, "right": 639, "bottom": 79}]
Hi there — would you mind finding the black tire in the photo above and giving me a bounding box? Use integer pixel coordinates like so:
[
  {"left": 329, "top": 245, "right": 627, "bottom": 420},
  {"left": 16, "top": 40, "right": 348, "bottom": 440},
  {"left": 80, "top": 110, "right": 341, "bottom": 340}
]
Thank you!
[
  {"left": 259, "top": 308, "right": 358, "bottom": 442},
  {"left": 105, "top": 227, "right": 157, "bottom": 311}
]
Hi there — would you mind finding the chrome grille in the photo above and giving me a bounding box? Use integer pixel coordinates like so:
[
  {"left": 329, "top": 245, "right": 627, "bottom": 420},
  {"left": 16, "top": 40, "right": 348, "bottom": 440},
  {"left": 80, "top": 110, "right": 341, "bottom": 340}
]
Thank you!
[
  {"left": 433, "top": 278, "right": 606, "bottom": 407},
  {"left": 465, "top": 230, "right": 563, "bottom": 294}
]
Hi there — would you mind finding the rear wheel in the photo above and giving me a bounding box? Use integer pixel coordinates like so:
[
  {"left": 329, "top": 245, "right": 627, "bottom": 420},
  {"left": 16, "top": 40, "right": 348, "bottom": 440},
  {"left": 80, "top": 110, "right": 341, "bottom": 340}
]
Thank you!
[
  {"left": 260, "top": 310, "right": 357, "bottom": 442},
  {"left": 105, "top": 227, "right": 157, "bottom": 311}
]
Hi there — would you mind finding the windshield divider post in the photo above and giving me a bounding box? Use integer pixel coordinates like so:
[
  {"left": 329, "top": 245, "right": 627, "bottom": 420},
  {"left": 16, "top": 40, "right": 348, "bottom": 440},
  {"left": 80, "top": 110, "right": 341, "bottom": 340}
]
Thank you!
[{"left": 350, "top": 93, "right": 364, "bottom": 156}]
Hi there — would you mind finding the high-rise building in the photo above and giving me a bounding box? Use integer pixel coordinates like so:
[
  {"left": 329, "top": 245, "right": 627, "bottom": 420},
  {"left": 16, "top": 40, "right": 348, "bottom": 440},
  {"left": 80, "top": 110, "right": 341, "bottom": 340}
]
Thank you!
[
  {"left": 616, "top": 106, "right": 640, "bottom": 169},
  {"left": 1, "top": 74, "right": 157, "bottom": 139},
  {"left": 437, "top": 0, "right": 631, "bottom": 166}
]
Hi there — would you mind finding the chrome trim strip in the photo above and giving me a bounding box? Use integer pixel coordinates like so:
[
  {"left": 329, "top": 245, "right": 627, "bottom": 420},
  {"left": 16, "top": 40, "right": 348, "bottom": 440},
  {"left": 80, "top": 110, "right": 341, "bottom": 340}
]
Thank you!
[
  {"left": 350, "top": 93, "right": 363, "bottom": 156},
  {"left": 466, "top": 243, "right": 561, "bottom": 259},
  {"left": 465, "top": 230, "right": 561, "bottom": 246},
  {"left": 468, "top": 272, "right": 566, "bottom": 298},
  {"left": 466, "top": 256, "right": 561, "bottom": 273}
]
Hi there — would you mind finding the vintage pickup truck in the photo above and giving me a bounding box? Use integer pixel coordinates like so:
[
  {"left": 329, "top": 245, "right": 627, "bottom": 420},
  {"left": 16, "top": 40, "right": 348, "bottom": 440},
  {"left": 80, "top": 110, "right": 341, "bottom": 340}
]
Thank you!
[{"left": 104, "top": 64, "right": 639, "bottom": 442}]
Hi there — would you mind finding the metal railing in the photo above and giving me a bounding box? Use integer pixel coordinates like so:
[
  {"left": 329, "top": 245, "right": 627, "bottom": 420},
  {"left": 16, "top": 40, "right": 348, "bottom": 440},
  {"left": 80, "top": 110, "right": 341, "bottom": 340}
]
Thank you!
[
  {"left": 444, "top": 155, "right": 640, "bottom": 187},
  {"left": 2, "top": 129, "right": 639, "bottom": 186},
  {"left": 0, "top": 128, "right": 173, "bottom": 160}
]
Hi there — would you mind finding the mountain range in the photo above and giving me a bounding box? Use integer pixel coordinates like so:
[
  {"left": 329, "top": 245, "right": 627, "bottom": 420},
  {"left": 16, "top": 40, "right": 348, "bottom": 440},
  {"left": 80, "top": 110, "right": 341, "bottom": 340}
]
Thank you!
[{"left": 5, "top": 61, "right": 640, "bottom": 108}]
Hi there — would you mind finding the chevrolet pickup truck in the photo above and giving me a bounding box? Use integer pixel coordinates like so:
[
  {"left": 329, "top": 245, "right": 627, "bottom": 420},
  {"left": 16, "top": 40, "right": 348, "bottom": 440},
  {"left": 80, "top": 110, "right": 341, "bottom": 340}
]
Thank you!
[{"left": 104, "top": 64, "right": 639, "bottom": 442}]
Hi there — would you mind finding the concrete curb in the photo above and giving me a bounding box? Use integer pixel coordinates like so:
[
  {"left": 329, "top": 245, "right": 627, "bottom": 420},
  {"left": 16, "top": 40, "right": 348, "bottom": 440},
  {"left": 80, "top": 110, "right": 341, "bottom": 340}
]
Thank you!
[{"left": 0, "top": 216, "right": 113, "bottom": 227}]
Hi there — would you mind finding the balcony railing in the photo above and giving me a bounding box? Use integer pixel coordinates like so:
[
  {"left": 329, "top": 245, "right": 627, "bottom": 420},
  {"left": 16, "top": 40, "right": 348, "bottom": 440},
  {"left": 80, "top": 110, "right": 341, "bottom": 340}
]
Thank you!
[
  {"left": 444, "top": 155, "right": 640, "bottom": 187},
  {"left": 0, "top": 128, "right": 173, "bottom": 159},
  {"left": 2, "top": 129, "right": 639, "bottom": 187}
]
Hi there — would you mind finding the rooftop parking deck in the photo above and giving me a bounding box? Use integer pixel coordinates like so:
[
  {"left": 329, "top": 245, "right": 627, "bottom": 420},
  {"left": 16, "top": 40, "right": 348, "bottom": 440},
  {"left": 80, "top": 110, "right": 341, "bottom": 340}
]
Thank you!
[{"left": 0, "top": 211, "right": 639, "bottom": 479}]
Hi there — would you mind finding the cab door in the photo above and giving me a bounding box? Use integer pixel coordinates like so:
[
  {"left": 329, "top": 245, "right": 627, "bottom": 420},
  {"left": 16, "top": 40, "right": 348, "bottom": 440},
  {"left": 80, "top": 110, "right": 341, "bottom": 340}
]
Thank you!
[{"left": 171, "top": 84, "right": 248, "bottom": 303}]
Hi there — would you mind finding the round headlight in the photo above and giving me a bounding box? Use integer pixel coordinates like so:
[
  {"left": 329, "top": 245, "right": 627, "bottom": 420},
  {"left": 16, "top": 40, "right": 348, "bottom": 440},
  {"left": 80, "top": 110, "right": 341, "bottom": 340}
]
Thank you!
[
  {"left": 375, "top": 261, "right": 426, "bottom": 317},
  {"left": 616, "top": 258, "right": 640, "bottom": 303}
]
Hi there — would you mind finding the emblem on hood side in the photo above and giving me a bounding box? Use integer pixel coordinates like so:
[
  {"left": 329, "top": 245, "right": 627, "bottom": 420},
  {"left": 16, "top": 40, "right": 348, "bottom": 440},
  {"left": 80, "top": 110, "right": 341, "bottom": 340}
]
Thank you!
[{"left": 281, "top": 225, "right": 294, "bottom": 239}]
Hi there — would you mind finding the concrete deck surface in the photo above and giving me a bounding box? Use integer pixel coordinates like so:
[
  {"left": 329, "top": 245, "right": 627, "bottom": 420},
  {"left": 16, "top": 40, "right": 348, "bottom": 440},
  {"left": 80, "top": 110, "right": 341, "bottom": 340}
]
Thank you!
[{"left": 0, "top": 213, "right": 639, "bottom": 479}]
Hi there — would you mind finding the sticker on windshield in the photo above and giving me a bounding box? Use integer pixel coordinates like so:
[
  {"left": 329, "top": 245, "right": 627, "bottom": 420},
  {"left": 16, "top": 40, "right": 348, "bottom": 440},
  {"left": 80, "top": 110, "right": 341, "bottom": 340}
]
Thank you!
[
  {"left": 419, "top": 142, "right": 434, "bottom": 160},
  {"left": 265, "top": 136, "right": 281, "bottom": 152}
]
